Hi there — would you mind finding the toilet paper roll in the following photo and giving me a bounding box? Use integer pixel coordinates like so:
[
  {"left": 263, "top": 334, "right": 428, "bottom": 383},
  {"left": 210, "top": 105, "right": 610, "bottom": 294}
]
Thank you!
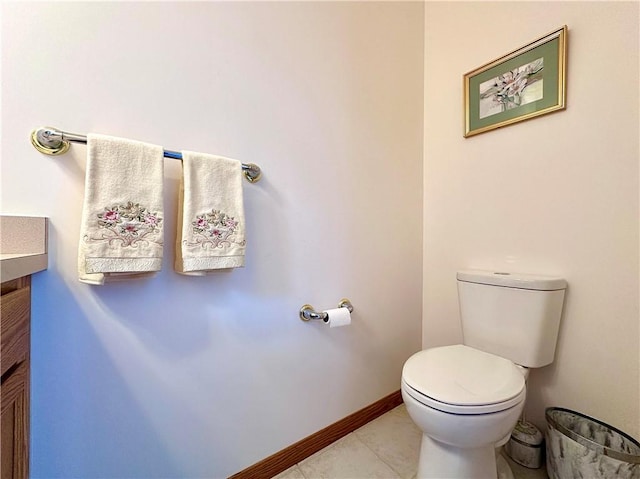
[{"left": 323, "top": 307, "right": 351, "bottom": 328}]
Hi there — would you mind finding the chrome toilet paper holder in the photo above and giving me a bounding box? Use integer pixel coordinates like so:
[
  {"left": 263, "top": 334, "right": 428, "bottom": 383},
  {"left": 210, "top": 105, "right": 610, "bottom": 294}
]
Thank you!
[{"left": 299, "top": 299, "right": 353, "bottom": 322}]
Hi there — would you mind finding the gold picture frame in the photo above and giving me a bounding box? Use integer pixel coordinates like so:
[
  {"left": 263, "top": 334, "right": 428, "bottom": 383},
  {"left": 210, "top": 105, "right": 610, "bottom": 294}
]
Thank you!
[{"left": 464, "top": 26, "right": 567, "bottom": 138}]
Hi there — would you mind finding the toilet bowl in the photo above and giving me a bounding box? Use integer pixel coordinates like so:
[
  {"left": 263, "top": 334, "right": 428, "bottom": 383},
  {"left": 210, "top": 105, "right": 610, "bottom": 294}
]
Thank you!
[{"left": 402, "top": 344, "right": 526, "bottom": 478}]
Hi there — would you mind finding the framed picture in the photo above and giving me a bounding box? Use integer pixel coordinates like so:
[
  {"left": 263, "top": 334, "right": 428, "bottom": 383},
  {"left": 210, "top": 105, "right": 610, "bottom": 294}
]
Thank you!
[{"left": 464, "top": 26, "right": 567, "bottom": 138}]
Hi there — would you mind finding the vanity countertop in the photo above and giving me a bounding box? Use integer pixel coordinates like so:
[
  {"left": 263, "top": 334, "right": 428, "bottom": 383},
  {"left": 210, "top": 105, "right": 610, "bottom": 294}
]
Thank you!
[{"left": 0, "top": 216, "right": 48, "bottom": 282}]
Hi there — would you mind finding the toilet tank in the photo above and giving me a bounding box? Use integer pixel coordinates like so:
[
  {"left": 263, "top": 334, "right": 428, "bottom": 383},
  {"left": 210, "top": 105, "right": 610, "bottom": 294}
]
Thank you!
[{"left": 457, "top": 270, "right": 567, "bottom": 368}]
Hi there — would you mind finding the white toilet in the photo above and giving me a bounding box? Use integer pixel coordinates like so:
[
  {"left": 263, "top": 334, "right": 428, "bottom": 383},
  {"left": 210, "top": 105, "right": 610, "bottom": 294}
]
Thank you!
[{"left": 401, "top": 270, "right": 567, "bottom": 479}]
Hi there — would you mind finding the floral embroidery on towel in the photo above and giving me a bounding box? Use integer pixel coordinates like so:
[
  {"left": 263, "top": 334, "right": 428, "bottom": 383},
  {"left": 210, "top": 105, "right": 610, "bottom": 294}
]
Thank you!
[
  {"left": 185, "top": 209, "right": 245, "bottom": 249},
  {"left": 85, "top": 202, "right": 163, "bottom": 247}
]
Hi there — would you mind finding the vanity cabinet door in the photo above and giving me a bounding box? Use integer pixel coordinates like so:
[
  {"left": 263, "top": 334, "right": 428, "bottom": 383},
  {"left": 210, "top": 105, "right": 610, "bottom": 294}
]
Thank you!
[{"left": 1, "top": 277, "right": 31, "bottom": 479}]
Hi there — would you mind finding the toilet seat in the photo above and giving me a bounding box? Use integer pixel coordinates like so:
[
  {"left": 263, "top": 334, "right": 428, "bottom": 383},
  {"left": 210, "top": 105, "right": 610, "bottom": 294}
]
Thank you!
[
  {"left": 402, "top": 344, "right": 526, "bottom": 415},
  {"left": 402, "top": 379, "right": 526, "bottom": 414}
]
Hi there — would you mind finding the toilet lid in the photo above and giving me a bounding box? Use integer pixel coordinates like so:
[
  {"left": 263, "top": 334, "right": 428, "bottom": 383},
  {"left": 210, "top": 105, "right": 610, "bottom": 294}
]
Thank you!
[{"left": 402, "top": 345, "right": 525, "bottom": 407}]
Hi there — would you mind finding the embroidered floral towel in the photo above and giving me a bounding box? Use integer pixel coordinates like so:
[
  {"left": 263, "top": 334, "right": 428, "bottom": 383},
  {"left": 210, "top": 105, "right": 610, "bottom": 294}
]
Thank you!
[
  {"left": 175, "top": 151, "right": 246, "bottom": 275},
  {"left": 78, "top": 134, "right": 164, "bottom": 285}
]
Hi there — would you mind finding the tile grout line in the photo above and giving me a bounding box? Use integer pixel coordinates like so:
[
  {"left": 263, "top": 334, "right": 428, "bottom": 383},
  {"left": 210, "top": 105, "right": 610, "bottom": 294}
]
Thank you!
[
  {"left": 353, "top": 405, "right": 419, "bottom": 479},
  {"left": 352, "top": 427, "right": 406, "bottom": 479},
  {"left": 293, "top": 434, "right": 351, "bottom": 479},
  {"left": 294, "top": 464, "right": 309, "bottom": 479}
]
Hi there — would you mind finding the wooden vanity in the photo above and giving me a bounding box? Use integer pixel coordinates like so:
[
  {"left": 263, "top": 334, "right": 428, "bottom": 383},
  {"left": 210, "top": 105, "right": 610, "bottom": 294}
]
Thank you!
[{"left": 1, "top": 216, "right": 48, "bottom": 479}]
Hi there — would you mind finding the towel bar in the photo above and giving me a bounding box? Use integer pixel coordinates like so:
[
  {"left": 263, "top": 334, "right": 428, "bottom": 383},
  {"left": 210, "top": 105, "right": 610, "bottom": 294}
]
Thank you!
[{"left": 30, "top": 126, "right": 262, "bottom": 183}]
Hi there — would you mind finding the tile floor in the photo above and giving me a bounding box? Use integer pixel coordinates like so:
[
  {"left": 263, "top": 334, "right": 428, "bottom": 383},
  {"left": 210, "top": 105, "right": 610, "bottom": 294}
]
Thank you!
[{"left": 273, "top": 405, "right": 548, "bottom": 479}]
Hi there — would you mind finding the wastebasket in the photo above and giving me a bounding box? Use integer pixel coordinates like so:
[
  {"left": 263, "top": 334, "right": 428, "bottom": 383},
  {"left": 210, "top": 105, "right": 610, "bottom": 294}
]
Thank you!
[{"left": 545, "top": 407, "right": 640, "bottom": 479}]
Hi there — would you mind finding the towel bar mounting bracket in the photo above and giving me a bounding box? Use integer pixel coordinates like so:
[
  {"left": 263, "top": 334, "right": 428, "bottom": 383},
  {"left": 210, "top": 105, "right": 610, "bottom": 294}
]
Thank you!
[{"left": 31, "top": 127, "right": 71, "bottom": 155}]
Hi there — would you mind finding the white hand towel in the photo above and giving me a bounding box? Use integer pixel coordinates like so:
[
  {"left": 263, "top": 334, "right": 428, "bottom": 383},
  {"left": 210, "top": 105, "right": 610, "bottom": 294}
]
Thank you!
[
  {"left": 78, "top": 134, "right": 164, "bottom": 285},
  {"left": 175, "top": 151, "right": 246, "bottom": 275}
]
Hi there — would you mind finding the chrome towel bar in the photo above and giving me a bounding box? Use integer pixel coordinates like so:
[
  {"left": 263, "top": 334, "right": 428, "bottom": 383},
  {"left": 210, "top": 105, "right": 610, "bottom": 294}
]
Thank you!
[
  {"left": 30, "top": 126, "right": 262, "bottom": 183},
  {"left": 299, "top": 299, "right": 353, "bottom": 322}
]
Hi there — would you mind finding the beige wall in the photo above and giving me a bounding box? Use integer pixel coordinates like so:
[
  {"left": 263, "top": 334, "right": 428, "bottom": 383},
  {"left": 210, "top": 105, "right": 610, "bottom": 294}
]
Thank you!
[{"left": 424, "top": 2, "right": 639, "bottom": 436}]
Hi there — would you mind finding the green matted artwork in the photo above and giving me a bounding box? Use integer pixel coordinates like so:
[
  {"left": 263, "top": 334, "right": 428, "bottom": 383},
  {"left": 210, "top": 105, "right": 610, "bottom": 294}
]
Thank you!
[{"left": 464, "top": 26, "right": 567, "bottom": 138}]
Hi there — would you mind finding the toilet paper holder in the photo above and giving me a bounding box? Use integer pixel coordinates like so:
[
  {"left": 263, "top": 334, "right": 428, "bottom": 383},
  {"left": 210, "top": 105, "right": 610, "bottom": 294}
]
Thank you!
[{"left": 300, "top": 299, "right": 353, "bottom": 322}]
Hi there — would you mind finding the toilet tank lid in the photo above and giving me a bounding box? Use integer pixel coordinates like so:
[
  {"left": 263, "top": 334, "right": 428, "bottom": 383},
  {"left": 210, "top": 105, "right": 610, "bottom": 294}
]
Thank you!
[{"left": 457, "top": 270, "right": 567, "bottom": 291}]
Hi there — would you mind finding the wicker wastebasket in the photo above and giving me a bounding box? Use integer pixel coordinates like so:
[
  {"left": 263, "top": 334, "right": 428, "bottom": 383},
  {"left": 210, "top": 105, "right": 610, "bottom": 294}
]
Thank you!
[{"left": 545, "top": 407, "right": 640, "bottom": 479}]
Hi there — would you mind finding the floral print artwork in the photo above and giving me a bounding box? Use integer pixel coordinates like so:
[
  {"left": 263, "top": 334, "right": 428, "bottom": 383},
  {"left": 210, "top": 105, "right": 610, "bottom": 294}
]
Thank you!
[
  {"left": 185, "top": 209, "right": 245, "bottom": 249},
  {"left": 479, "top": 57, "right": 544, "bottom": 119},
  {"left": 86, "top": 202, "right": 163, "bottom": 247}
]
